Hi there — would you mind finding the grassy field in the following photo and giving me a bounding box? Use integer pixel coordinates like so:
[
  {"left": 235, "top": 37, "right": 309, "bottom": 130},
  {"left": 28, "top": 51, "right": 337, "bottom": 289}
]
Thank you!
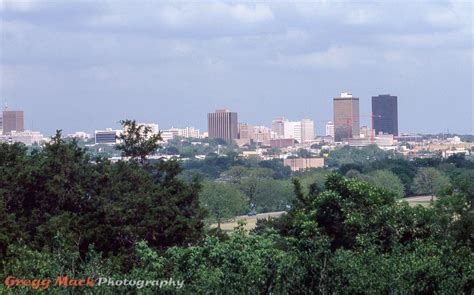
[
  {"left": 402, "top": 195, "right": 436, "bottom": 208},
  {"left": 211, "top": 211, "right": 285, "bottom": 232},
  {"left": 212, "top": 196, "right": 437, "bottom": 232}
]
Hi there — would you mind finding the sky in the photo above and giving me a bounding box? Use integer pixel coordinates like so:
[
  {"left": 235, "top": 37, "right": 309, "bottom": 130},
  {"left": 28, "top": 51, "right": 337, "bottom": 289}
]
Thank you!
[{"left": 0, "top": 0, "right": 472, "bottom": 136}]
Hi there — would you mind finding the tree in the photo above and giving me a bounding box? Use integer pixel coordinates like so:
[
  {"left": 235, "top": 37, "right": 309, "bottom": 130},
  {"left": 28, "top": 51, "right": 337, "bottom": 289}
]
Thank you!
[
  {"left": 258, "top": 159, "right": 291, "bottom": 179},
  {"left": 223, "top": 166, "right": 273, "bottom": 183},
  {"left": 412, "top": 167, "right": 451, "bottom": 200},
  {"left": 164, "top": 146, "right": 179, "bottom": 155},
  {"left": 252, "top": 179, "right": 294, "bottom": 213},
  {"left": 200, "top": 182, "right": 246, "bottom": 228},
  {"left": 0, "top": 124, "right": 206, "bottom": 267},
  {"left": 116, "top": 120, "right": 162, "bottom": 162},
  {"left": 367, "top": 170, "right": 405, "bottom": 198},
  {"left": 452, "top": 169, "right": 474, "bottom": 211},
  {"left": 297, "top": 148, "right": 313, "bottom": 158}
]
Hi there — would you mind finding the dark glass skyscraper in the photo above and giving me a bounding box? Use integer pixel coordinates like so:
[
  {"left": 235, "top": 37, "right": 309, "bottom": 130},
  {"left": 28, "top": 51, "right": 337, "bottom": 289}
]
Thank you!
[{"left": 372, "top": 94, "right": 398, "bottom": 136}]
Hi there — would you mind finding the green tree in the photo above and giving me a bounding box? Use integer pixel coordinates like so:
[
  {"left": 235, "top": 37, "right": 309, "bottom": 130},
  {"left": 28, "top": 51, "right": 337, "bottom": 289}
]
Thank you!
[
  {"left": 452, "top": 169, "right": 474, "bottom": 211},
  {"left": 412, "top": 167, "right": 451, "bottom": 200},
  {"left": 0, "top": 125, "right": 205, "bottom": 267},
  {"left": 367, "top": 169, "right": 405, "bottom": 198},
  {"left": 200, "top": 182, "right": 246, "bottom": 228},
  {"left": 252, "top": 179, "right": 293, "bottom": 212},
  {"left": 116, "top": 119, "right": 162, "bottom": 162}
]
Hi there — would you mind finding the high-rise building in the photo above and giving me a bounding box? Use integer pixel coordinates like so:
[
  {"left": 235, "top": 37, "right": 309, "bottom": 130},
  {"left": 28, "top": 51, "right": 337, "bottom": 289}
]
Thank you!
[
  {"left": 2, "top": 110, "right": 24, "bottom": 135},
  {"left": 207, "top": 109, "right": 238, "bottom": 141},
  {"left": 238, "top": 123, "right": 254, "bottom": 142},
  {"left": 271, "top": 117, "right": 287, "bottom": 139},
  {"left": 300, "top": 119, "right": 315, "bottom": 143},
  {"left": 325, "top": 121, "right": 335, "bottom": 137},
  {"left": 372, "top": 94, "right": 398, "bottom": 136},
  {"left": 333, "top": 92, "right": 360, "bottom": 142},
  {"left": 283, "top": 121, "right": 302, "bottom": 143}
]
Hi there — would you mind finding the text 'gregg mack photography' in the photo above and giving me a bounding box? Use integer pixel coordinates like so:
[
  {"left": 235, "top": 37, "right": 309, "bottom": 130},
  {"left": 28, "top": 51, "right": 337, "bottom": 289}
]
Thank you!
[{"left": 0, "top": 0, "right": 473, "bottom": 294}]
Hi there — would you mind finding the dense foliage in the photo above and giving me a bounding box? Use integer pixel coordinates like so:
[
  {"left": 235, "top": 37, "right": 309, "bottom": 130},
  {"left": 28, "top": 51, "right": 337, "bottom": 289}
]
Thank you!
[{"left": 0, "top": 126, "right": 205, "bottom": 272}]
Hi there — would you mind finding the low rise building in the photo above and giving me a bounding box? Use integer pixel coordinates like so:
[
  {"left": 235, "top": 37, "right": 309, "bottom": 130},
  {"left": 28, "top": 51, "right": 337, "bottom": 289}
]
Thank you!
[
  {"left": 95, "top": 129, "right": 122, "bottom": 144},
  {"left": 270, "top": 138, "right": 295, "bottom": 148},
  {"left": 160, "top": 131, "right": 174, "bottom": 142},
  {"left": 283, "top": 157, "right": 325, "bottom": 171},
  {"left": 166, "top": 127, "right": 201, "bottom": 139},
  {"left": 0, "top": 130, "right": 45, "bottom": 146},
  {"left": 442, "top": 148, "right": 470, "bottom": 158},
  {"left": 67, "top": 131, "right": 92, "bottom": 139}
]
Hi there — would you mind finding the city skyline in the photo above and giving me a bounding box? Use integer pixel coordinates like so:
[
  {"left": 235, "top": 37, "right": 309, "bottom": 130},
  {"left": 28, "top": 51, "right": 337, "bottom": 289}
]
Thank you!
[
  {"left": 2, "top": 91, "right": 473, "bottom": 137},
  {"left": 0, "top": 1, "right": 472, "bottom": 135}
]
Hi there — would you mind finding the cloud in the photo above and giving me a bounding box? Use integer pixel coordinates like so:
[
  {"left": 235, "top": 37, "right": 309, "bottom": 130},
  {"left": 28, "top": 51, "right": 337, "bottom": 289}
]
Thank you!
[
  {"left": 267, "top": 46, "right": 379, "bottom": 69},
  {"left": 159, "top": 3, "right": 274, "bottom": 27},
  {"left": 82, "top": 1, "right": 274, "bottom": 34},
  {"left": 0, "top": 0, "right": 38, "bottom": 12},
  {"left": 0, "top": 0, "right": 472, "bottom": 134}
]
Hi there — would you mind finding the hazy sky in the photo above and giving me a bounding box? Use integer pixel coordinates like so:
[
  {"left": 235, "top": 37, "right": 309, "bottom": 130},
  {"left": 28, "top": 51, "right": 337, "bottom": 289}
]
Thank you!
[{"left": 0, "top": 0, "right": 472, "bottom": 135}]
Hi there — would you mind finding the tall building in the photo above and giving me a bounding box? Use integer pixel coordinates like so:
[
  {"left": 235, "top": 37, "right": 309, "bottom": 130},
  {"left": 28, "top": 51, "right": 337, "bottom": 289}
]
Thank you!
[
  {"left": 238, "top": 123, "right": 254, "bottom": 143},
  {"left": 207, "top": 109, "right": 238, "bottom": 142},
  {"left": 283, "top": 121, "right": 302, "bottom": 143},
  {"left": 300, "top": 119, "right": 315, "bottom": 143},
  {"left": 333, "top": 92, "right": 360, "bottom": 142},
  {"left": 372, "top": 94, "right": 398, "bottom": 136},
  {"left": 271, "top": 117, "right": 287, "bottom": 139},
  {"left": 325, "top": 121, "right": 335, "bottom": 137},
  {"left": 2, "top": 110, "right": 24, "bottom": 135}
]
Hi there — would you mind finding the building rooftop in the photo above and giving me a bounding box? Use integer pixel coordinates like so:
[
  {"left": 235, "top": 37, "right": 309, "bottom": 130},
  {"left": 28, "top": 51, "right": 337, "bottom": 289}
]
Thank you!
[{"left": 340, "top": 92, "right": 352, "bottom": 98}]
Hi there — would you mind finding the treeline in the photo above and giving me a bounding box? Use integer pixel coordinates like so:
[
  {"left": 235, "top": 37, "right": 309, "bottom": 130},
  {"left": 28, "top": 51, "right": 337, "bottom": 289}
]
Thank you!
[
  {"left": 186, "top": 144, "right": 474, "bottom": 225},
  {"left": 0, "top": 121, "right": 473, "bottom": 293},
  {"left": 0, "top": 123, "right": 205, "bottom": 269},
  {"left": 337, "top": 151, "right": 474, "bottom": 201},
  {"left": 200, "top": 166, "right": 294, "bottom": 226}
]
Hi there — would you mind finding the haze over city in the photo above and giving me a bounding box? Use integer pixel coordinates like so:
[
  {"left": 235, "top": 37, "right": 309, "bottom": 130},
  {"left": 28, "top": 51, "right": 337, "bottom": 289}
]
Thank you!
[{"left": 0, "top": 0, "right": 472, "bottom": 135}]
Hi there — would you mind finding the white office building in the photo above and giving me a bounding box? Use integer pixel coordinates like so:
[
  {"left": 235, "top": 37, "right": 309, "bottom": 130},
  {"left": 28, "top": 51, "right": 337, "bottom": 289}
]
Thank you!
[
  {"left": 283, "top": 121, "right": 302, "bottom": 143},
  {"left": 301, "top": 119, "right": 315, "bottom": 143},
  {"left": 271, "top": 117, "right": 287, "bottom": 139},
  {"left": 167, "top": 127, "right": 200, "bottom": 138},
  {"left": 67, "top": 131, "right": 92, "bottom": 139},
  {"left": 160, "top": 131, "right": 174, "bottom": 142},
  {"left": 0, "top": 130, "right": 45, "bottom": 146},
  {"left": 135, "top": 123, "right": 160, "bottom": 139},
  {"left": 325, "top": 121, "right": 335, "bottom": 137}
]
